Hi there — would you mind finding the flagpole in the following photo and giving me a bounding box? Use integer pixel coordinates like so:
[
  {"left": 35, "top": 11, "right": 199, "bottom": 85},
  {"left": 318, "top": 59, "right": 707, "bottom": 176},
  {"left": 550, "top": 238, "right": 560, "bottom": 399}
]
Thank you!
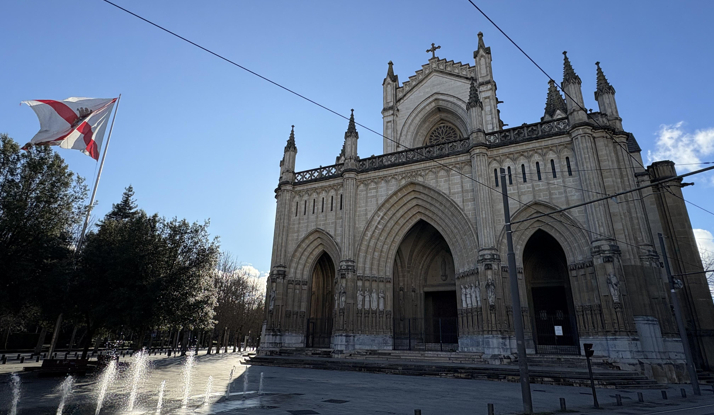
[{"left": 77, "top": 94, "right": 121, "bottom": 250}]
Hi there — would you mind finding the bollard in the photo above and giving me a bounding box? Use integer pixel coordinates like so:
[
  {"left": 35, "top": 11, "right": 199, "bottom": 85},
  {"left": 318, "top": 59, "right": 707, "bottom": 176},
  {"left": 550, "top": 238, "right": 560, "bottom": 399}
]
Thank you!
[
  {"left": 662, "top": 390, "right": 668, "bottom": 400},
  {"left": 487, "top": 403, "right": 495, "bottom": 415},
  {"left": 414, "top": 411, "right": 421, "bottom": 415},
  {"left": 681, "top": 388, "right": 687, "bottom": 398},
  {"left": 20, "top": 356, "right": 24, "bottom": 363},
  {"left": 615, "top": 394, "right": 622, "bottom": 406},
  {"left": 638, "top": 392, "right": 644, "bottom": 402},
  {"left": 17, "top": 354, "right": 21, "bottom": 360},
  {"left": 559, "top": 398, "right": 566, "bottom": 412},
  {"left": 36, "top": 355, "right": 39, "bottom": 363},
  {"left": 43, "top": 353, "right": 47, "bottom": 358},
  {"left": 75, "top": 352, "right": 78, "bottom": 358},
  {"left": 64, "top": 353, "right": 68, "bottom": 360},
  {"left": 1, "top": 356, "right": 6, "bottom": 364}
]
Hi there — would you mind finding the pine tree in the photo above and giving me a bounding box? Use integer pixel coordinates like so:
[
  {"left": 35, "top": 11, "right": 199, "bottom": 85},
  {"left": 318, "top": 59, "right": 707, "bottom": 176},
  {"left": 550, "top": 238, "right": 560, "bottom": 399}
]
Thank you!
[{"left": 105, "top": 185, "right": 137, "bottom": 221}]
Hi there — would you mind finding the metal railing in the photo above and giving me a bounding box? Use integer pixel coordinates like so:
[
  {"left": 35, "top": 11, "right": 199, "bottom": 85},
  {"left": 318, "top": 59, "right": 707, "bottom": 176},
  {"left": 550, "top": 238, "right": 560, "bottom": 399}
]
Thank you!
[{"left": 393, "top": 317, "right": 458, "bottom": 351}]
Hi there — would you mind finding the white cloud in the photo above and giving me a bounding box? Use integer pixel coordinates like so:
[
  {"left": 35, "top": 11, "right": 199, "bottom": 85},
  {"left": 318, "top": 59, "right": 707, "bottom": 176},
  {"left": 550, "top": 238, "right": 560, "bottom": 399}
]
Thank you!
[
  {"left": 238, "top": 264, "right": 269, "bottom": 294},
  {"left": 693, "top": 229, "right": 714, "bottom": 295},
  {"left": 647, "top": 123, "right": 714, "bottom": 178}
]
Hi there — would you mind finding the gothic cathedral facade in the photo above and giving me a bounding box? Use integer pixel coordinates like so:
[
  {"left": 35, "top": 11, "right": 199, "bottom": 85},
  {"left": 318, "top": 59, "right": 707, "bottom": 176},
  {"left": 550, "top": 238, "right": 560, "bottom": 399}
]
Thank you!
[{"left": 261, "top": 33, "right": 714, "bottom": 376}]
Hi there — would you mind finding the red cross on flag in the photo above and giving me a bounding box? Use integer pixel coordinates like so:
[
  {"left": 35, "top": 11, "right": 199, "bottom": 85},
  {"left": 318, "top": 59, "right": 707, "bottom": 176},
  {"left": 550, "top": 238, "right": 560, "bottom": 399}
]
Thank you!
[{"left": 22, "top": 97, "right": 117, "bottom": 160}]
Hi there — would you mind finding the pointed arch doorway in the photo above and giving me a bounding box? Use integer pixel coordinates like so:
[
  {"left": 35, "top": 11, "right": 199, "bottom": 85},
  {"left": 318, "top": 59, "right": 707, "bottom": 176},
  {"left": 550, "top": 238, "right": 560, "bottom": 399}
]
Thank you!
[
  {"left": 306, "top": 252, "right": 335, "bottom": 348},
  {"left": 523, "top": 230, "right": 580, "bottom": 354},
  {"left": 392, "top": 220, "right": 458, "bottom": 350}
]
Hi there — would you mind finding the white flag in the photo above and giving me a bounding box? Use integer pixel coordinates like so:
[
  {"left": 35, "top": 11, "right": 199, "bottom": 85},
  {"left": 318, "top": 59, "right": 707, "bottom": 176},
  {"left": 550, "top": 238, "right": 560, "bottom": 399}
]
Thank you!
[{"left": 22, "top": 97, "right": 117, "bottom": 160}]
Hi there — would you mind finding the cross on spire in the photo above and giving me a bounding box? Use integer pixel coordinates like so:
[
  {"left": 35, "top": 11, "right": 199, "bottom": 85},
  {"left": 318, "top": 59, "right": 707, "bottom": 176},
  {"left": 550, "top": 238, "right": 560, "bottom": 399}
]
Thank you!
[{"left": 426, "top": 43, "right": 441, "bottom": 59}]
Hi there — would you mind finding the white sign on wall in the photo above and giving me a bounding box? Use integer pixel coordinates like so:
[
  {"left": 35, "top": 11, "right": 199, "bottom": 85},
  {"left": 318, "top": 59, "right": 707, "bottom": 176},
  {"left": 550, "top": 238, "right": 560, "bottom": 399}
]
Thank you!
[{"left": 554, "top": 326, "right": 563, "bottom": 336}]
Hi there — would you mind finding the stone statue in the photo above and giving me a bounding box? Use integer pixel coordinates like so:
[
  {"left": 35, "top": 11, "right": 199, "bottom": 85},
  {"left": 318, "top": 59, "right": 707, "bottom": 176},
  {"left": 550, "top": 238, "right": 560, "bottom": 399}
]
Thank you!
[
  {"left": 486, "top": 278, "right": 495, "bottom": 306},
  {"left": 379, "top": 289, "right": 385, "bottom": 311},
  {"left": 469, "top": 284, "right": 478, "bottom": 308},
  {"left": 371, "top": 288, "right": 378, "bottom": 310},
  {"left": 461, "top": 285, "right": 467, "bottom": 308},
  {"left": 357, "top": 289, "right": 364, "bottom": 310},
  {"left": 607, "top": 273, "right": 621, "bottom": 303},
  {"left": 334, "top": 289, "right": 339, "bottom": 310},
  {"left": 339, "top": 282, "right": 346, "bottom": 309},
  {"left": 440, "top": 257, "right": 448, "bottom": 281},
  {"left": 474, "top": 281, "right": 481, "bottom": 308},
  {"left": 364, "top": 288, "right": 371, "bottom": 310},
  {"left": 269, "top": 287, "right": 276, "bottom": 310}
]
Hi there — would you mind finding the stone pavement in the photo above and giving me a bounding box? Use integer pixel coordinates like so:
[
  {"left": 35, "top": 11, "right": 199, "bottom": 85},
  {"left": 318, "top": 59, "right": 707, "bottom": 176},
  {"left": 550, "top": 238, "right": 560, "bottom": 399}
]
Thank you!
[{"left": 2, "top": 352, "right": 714, "bottom": 414}]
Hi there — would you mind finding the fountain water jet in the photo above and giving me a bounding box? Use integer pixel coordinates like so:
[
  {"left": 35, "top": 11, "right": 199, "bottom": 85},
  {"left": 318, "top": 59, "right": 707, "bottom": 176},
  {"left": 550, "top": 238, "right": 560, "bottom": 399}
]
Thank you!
[
  {"left": 9, "top": 373, "right": 20, "bottom": 415},
  {"left": 56, "top": 375, "right": 74, "bottom": 415},
  {"left": 155, "top": 380, "right": 166, "bottom": 415},
  {"left": 258, "top": 372, "right": 264, "bottom": 395},
  {"left": 95, "top": 359, "right": 117, "bottom": 415},
  {"left": 203, "top": 376, "right": 213, "bottom": 405},
  {"left": 225, "top": 365, "right": 236, "bottom": 398},
  {"left": 181, "top": 352, "right": 195, "bottom": 407},
  {"left": 242, "top": 372, "right": 248, "bottom": 399},
  {"left": 126, "top": 349, "right": 149, "bottom": 412}
]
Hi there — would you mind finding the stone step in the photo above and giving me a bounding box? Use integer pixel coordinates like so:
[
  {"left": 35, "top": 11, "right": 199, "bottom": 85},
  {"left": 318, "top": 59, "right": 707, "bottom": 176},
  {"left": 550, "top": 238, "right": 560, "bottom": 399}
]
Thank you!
[{"left": 248, "top": 355, "right": 660, "bottom": 389}]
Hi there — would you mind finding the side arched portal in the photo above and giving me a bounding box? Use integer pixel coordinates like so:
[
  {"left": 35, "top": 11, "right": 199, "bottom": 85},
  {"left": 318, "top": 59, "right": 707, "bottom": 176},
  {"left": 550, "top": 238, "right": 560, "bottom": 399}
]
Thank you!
[
  {"left": 524, "top": 230, "right": 579, "bottom": 354},
  {"left": 307, "top": 252, "right": 335, "bottom": 348}
]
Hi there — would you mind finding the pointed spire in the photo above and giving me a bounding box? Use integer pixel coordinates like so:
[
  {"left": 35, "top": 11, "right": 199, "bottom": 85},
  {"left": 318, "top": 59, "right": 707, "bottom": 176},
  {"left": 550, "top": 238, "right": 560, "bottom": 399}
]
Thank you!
[
  {"left": 466, "top": 78, "right": 482, "bottom": 110},
  {"left": 285, "top": 125, "right": 297, "bottom": 152},
  {"left": 476, "top": 32, "right": 491, "bottom": 55},
  {"left": 386, "top": 61, "right": 397, "bottom": 82},
  {"left": 562, "top": 51, "right": 581, "bottom": 84},
  {"left": 595, "top": 61, "right": 615, "bottom": 97},
  {"left": 543, "top": 80, "right": 567, "bottom": 120},
  {"left": 345, "top": 109, "right": 358, "bottom": 138}
]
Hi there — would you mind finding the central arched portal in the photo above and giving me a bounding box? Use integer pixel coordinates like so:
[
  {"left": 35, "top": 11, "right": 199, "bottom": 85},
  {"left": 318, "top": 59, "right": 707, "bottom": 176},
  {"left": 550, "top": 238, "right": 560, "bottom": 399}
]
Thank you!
[
  {"left": 392, "top": 220, "right": 458, "bottom": 350},
  {"left": 306, "top": 252, "right": 335, "bottom": 348},
  {"left": 523, "top": 230, "right": 580, "bottom": 354}
]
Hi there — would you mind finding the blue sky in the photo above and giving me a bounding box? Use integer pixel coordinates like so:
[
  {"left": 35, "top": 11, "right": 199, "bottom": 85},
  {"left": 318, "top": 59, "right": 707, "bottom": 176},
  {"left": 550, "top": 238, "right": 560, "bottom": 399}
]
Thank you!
[{"left": 2, "top": 1, "right": 714, "bottom": 274}]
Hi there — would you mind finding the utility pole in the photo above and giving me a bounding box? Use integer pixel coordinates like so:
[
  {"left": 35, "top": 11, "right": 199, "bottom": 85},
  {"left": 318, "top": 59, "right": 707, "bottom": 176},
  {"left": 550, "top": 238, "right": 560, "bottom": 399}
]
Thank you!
[
  {"left": 658, "top": 233, "right": 701, "bottom": 395},
  {"left": 500, "top": 168, "right": 533, "bottom": 414}
]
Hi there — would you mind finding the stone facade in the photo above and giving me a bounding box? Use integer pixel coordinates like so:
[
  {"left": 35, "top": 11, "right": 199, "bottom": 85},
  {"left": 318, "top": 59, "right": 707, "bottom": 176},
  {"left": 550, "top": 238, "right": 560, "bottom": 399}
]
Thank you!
[{"left": 260, "top": 34, "right": 714, "bottom": 379}]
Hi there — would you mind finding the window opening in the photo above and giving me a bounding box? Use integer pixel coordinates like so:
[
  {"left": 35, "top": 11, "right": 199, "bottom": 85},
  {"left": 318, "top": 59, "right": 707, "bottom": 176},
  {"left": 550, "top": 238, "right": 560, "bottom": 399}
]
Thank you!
[
  {"left": 566, "top": 157, "right": 572, "bottom": 176},
  {"left": 507, "top": 166, "right": 513, "bottom": 185},
  {"left": 522, "top": 164, "right": 527, "bottom": 183},
  {"left": 536, "top": 162, "right": 542, "bottom": 181},
  {"left": 551, "top": 159, "right": 557, "bottom": 178},
  {"left": 494, "top": 169, "right": 499, "bottom": 187}
]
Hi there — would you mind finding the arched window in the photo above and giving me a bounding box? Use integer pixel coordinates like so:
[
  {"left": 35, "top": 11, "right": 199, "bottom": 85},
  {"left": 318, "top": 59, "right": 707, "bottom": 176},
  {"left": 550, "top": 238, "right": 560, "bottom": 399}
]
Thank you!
[
  {"left": 507, "top": 166, "right": 513, "bottom": 185},
  {"left": 566, "top": 157, "right": 573, "bottom": 176},
  {"left": 536, "top": 162, "right": 542, "bottom": 181},
  {"left": 494, "top": 169, "right": 499, "bottom": 187},
  {"left": 426, "top": 121, "right": 462, "bottom": 145},
  {"left": 551, "top": 159, "right": 557, "bottom": 178},
  {"left": 522, "top": 164, "right": 527, "bottom": 183}
]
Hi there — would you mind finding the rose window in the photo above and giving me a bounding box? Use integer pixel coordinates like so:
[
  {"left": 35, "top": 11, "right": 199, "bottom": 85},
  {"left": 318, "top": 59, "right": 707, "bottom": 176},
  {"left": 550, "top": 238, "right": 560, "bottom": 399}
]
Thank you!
[{"left": 427, "top": 123, "right": 461, "bottom": 145}]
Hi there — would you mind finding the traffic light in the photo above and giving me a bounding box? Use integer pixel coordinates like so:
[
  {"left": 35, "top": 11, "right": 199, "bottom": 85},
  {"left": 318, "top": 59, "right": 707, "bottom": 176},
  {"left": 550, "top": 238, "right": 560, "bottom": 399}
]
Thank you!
[{"left": 584, "top": 343, "right": 594, "bottom": 358}]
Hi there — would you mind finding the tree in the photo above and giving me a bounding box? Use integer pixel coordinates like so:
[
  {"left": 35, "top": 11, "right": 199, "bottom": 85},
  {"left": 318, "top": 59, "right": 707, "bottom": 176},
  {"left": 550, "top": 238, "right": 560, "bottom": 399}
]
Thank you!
[
  {"left": 212, "top": 253, "right": 265, "bottom": 351},
  {"left": 0, "top": 135, "right": 88, "bottom": 322},
  {"left": 72, "top": 187, "right": 219, "bottom": 358}
]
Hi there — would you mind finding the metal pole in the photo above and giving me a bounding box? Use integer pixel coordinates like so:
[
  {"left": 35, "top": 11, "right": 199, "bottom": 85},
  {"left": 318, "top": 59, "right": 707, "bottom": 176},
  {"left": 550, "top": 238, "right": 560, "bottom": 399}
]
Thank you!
[
  {"left": 500, "top": 168, "right": 533, "bottom": 414},
  {"left": 77, "top": 95, "right": 122, "bottom": 250},
  {"left": 658, "top": 233, "right": 701, "bottom": 395},
  {"left": 586, "top": 353, "right": 599, "bottom": 408}
]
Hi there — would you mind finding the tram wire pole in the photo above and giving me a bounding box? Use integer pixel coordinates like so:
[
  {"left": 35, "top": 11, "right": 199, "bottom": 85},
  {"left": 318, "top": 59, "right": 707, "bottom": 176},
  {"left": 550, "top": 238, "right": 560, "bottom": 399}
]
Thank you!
[
  {"left": 500, "top": 168, "right": 533, "bottom": 414},
  {"left": 658, "top": 233, "right": 701, "bottom": 395}
]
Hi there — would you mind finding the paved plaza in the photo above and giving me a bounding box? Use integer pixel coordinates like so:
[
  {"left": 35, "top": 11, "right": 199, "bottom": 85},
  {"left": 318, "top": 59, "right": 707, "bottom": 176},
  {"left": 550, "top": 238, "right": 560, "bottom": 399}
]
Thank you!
[{"left": 2, "top": 352, "right": 714, "bottom": 414}]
